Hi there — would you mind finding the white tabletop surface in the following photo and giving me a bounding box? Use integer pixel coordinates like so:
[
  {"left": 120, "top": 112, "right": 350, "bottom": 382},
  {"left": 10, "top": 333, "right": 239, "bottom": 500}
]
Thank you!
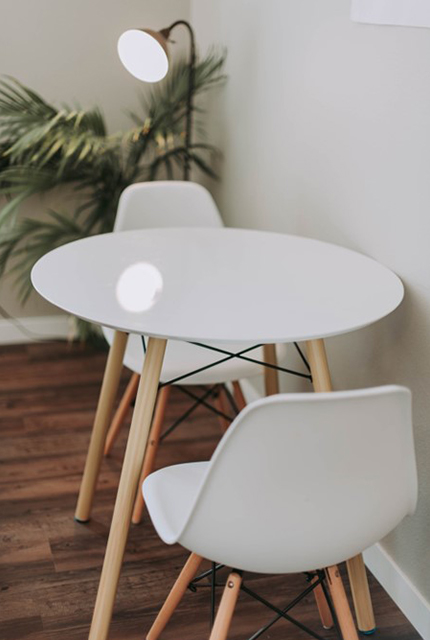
[{"left": 31, "top": 228, "right": 404, "bottom": 344}]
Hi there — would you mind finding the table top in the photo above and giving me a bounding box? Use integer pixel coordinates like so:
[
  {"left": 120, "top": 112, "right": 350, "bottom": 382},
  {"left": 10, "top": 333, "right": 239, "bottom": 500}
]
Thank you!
[{"left": 31, "top": 227, "right": 404, "bottom": 344}]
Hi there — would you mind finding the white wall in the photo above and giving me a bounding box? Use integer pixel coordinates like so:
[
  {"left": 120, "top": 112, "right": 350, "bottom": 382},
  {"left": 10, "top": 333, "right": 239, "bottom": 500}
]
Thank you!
[
  {"left": 0, "top": 0, "right": 190, "bottom": 324},
  {"left": 192, "top": 0, "right": 430, "bottom": 626}
]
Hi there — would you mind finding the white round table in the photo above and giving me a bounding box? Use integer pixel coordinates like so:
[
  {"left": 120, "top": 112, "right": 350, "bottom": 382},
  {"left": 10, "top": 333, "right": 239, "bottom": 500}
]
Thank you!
[
  {"left": 32, "top": 227, "right": 403, "bottom": 343},
  {"left": 31, "top": 228, "right": 404, "bottom": 640}
]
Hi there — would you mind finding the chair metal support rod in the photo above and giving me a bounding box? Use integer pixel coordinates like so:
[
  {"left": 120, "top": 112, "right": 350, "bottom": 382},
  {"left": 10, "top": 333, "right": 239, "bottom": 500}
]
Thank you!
[{"left": 241, "top": 582, "right": 327, "bottom": 640}]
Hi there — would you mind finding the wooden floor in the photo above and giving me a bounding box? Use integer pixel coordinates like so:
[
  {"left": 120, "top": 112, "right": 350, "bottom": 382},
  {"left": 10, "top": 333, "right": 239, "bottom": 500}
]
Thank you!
[{"left": 0, "top": 341, "right": 422, "bottom": 640}]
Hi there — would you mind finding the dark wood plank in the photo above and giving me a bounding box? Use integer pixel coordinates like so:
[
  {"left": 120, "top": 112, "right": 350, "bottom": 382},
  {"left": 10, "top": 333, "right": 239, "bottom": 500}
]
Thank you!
[{"left": 0, "top": 342, "right": 422, "bottom": 640}]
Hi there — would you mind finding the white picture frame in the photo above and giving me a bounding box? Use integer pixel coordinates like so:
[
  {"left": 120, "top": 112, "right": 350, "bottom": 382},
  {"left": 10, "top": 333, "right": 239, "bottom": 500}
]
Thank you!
[{"left": 351, "top": 0, "right": 430, "bottom": 28}]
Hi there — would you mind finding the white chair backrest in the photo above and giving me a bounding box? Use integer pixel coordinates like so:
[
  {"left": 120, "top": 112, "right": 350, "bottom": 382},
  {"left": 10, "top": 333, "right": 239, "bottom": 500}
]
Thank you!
[
  {"left": 178, "top": 386, "right": 417, "bottom": 574},
  {"left": 114, "top": 181, "right": 223, "bottom": 232}
]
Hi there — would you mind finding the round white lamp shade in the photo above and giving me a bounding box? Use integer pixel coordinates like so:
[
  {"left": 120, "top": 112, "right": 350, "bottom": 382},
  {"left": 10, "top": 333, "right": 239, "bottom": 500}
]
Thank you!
[{"left": 118, "top": 29, "right": 169, "bottom": 82}]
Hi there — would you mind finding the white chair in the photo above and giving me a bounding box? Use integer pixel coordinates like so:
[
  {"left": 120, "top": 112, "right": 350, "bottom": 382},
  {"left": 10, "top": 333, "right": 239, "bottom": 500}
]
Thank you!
[
  {"left": 143, "top": 386, "right": 417, "bottom": 640},
  {"left": 102, "top": 181, "right": 287, "bottom": 523}
]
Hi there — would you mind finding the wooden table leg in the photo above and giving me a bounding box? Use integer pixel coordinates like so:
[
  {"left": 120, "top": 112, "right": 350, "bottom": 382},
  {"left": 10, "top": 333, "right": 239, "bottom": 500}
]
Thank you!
[
  {"left": 75, "top": 330, "right": 128, "bottom": 523},
  {"left": 88, "top": 337, "right": 167, "bottom": 640},
  {"left": 306, "top": 338, "right": 376, "bottom": 635},
  {"left": 346, "top": 554, "right": 376, "bottom": 635},
  {"left": 263, "top": 344, "right": 280, "bottom": 396}
]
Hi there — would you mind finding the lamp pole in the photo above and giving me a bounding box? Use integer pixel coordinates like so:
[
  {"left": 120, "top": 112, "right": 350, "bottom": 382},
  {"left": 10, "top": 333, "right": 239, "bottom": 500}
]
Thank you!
[{"left": 160, "top": 20, "right": 196, "bottom": 181}]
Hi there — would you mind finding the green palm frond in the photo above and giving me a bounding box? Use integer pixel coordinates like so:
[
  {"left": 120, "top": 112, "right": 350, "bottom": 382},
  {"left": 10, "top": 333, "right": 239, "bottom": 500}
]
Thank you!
[
  {"left": 0, "top": 166, "right": 68, "bottom": 226},
  {"left": 0, "top": 76, "right": 57, "bottom": 136},
  {"left": 0, "top": 50, "right": 226, "bottom": 336},
  {"left": 0, "top": 78, "right": 112, "bottom": 178},
  {"left": 0, "top": 209, "right": 86, "bottom": 300},
  {"left": 0, "top": 77, "right": 105, "bottom": 134}
]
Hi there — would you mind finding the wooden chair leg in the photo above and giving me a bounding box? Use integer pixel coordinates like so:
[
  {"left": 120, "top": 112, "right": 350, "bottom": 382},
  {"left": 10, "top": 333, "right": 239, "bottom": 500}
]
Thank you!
[
  {"left": 208, "top": 572, "right": 242, "bottom": 640},
  {"left": 312, "top": 577, "right": 334, "bottom": 629},
  {"left": 104, "top": 372, "right": 140, "bottom": 456},
  {"left": 325, "top": 565, "right": 359, "bottom": 640},
  {"left": 132, "top": 385, "right": 171, "bottom": 524},
  {"left": 232, "top": 381, "right": 247, "bottom": 410},
  {"left": 306, "top": 338, "right": 376, "bottom": 634},
  {"left": 147, "top": 553, "right": 204, "bottom": 640},
  {"left": 214, "top": 385, "right": 231, "bottom": 433}
]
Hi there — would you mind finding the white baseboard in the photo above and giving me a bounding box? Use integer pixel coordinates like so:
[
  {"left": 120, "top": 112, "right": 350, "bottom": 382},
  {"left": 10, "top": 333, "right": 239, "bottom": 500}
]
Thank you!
[
  {"left": 0, "top": 314, "right": 71, "bottom": 344},
  {"left": 364, "top": 543, "right": 430, "bottom": 639}
]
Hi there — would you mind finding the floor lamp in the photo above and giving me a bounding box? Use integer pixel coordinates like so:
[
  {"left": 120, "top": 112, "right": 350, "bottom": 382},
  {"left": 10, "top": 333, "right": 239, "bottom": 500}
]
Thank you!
[{"left": 118, "top": 21, "right": 196, "bottom": 181}]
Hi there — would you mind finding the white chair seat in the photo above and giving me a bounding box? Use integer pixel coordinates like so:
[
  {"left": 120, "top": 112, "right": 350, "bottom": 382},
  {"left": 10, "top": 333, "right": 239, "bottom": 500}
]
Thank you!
[
  {"left": 103, "top": 328, "right": 287, "bottom": 385},
  {"left": 144, "top": 461, "right": 209, "bottom": 544}
]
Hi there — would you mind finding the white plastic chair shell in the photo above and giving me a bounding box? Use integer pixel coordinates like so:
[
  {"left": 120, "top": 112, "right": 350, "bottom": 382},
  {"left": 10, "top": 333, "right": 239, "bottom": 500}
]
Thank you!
[
  {"left": 103, "top": 181, "right": 286, "bottom": 384},
  {"left": 114, "top": 181, "right": 224, "bottom": 232},
  {"left": 143, "top": 386, "right": 417, "bottom": 574}
]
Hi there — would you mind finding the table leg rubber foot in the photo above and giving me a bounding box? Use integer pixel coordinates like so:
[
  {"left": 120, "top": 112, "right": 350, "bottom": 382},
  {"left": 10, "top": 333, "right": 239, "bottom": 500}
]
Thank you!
[
  {"left": 360, "top": 629, "right": 376, "bottom": 635},
  {"left": 74, "top": 516, "right": 90, "bottom": 524}
]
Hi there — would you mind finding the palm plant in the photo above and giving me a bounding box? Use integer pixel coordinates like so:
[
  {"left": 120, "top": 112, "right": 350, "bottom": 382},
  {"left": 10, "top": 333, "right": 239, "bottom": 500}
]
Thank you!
[{"left": 0, "top": 52, "right": 225, "bottom": 339}]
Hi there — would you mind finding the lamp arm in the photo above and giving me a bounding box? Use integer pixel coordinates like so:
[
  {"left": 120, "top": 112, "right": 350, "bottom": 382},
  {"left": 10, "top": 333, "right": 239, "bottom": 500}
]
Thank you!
[{"left": 161, "top": 20, "right": 196, "bottom": 181}]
